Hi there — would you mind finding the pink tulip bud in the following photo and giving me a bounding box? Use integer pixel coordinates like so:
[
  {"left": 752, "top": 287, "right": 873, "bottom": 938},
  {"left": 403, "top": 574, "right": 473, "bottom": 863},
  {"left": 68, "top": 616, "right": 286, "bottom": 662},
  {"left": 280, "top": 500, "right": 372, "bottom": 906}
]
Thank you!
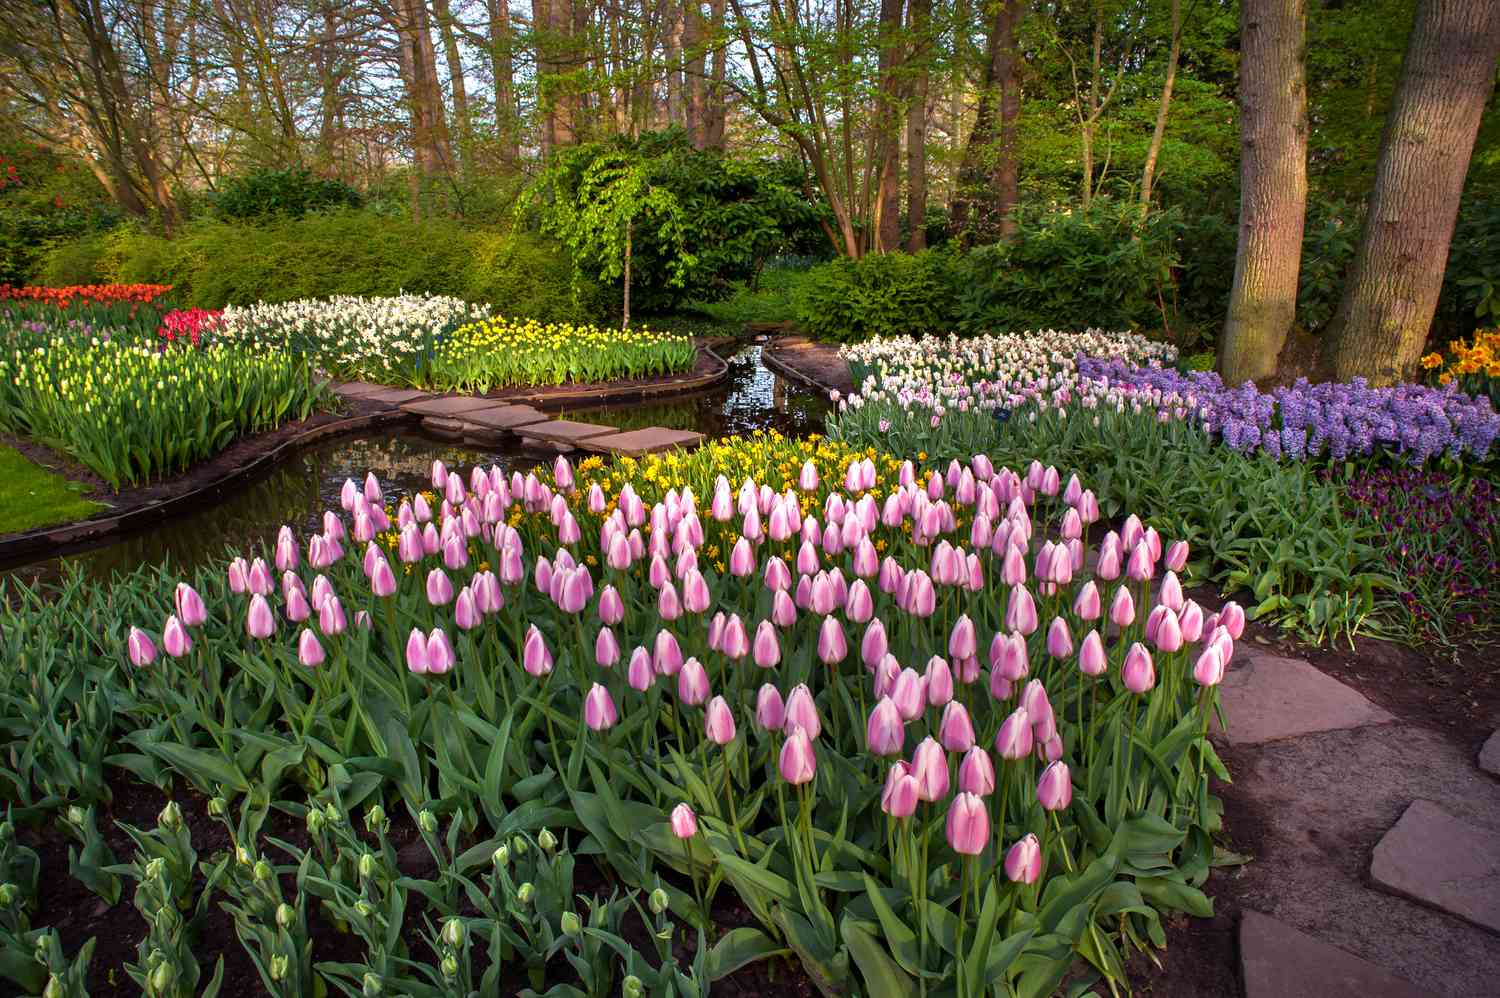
[
  {"left": 1220, "top": 601, "right": 1246, "bottom": 639},
  {"left": 878, "top": 556, "right": 904, "bottom": 594},
  {"left": 873, "top": 654, "right": 901, "bottom": 699},
  {"left": 772, "top": 589, "right": 798, "bottom": 628},
  {"left": 783, "top": 684, "right": 821, "bottom": 740},
  {"left": 677, "top": 658, "right": 710, "bottom": 705},
  {"left": 406, "top": 628, "right": 430, "bottom": 674},
  {"left": 365, "top": 554, "right": 394, "bottom": 597},
  {"left": 583, "top": 624, "right": 617, "bottom": 667},
  {"left": 161, "top": 614, "right": 191, "bottom": 657},
  {"left": 671, "top": 802, "right": 698, "bottom": 838},
  {"left": 938, "top": 701, "right": 976, "bottom": 752},
  {"left": 626, "top": 647, "right": 654, "bottom": 691},
  {"left": 944, "top": 614, "right": 976, "bottom": 661},
  {"left": 910, "top": 737, "right": 950, "bottom": 801},
  {"left": 798, "top": 460, "right": 819, "bottom": 491},
  {"left": 705, "top": 695, "right": 737, "bottom": 744},
  {"left": 1005, "top": 585, "right": 1038, "bottom": 635},
  {"left": 844, "top": 579, "right": 874, "bottom": 623},
  {"left": 924, "top": 655, "right": 954, "bottom": 707},
  {"left": 425, "top": 629, "right": 455, "bottom": 674},
  {"left": 657, "top": 582, "right": 682, "bottom": 621},
  {"left": 763, "top": 556, "right": 792, "bottom": 592},
  {"left": 1122, "top": 642, "right": 1155, "bottom": 693},
  {"left": 1110, "top": 585, "right": 1136, "bottom": 628},
  {"left": 652, "top": 630, "right": 683, "bottom": 676},
  {"left": 855, "top": 621, "right": 887, "bottom": 672},
  {"left": 580, "top": 683, "right": 618, "bottom": 731},
  {"left": 426, "top": 568, "right": 454, "bottom": 607},
  {"left": 1072, "top": 581, "right": 1101, "bottom": 621},
  {"left": 728, "top": 536, "right": 756, "bottom": 577},
  {"left": 995, "top": 708, "right": 1033, "bottom": 760},
  {"left": 126, "top": 626, "right": 157, "bottom": 666},
  {"left": 779, "top": 727, "right": 818, "bottom": 784},
  {"left": 752, "top": 619, "right": 781, "bottom": 668},
  {"left": 1178, "top": 600, "right": 1204, "bottom": 642},
  {"left": 991, "top": 630, "right": 1029, "bottom": 682},
  {"left": 756, "top": 683, "right": 785, "bottom": 730},
  {"left": 881, "top": 763, "right": 919, "bottom": 818},
  {"left": 959, "top": 746, "right": 995, "bottom": 796},
  {"left": 891, "top": 668, "right": 926, "bottom": 721},
  {"left": 285, "top": 587, "right": 312, "bottom": 623},
  {"left": 906, "top": 570, "right": 936, "bottom": 618},
  {"left": 866, "top": 697, "right": 905, "bottom": 756},
  {"left": 247, "top": 558, "right": 273, "bottom": 595},
  {"left": 340, "top": 478, "right": 358, "bottom": 510},
  {"left": 173, "top": 582, "right": 207, "bottom": 628},
  {"left": 1037, "top": 760, "right": 1073, "bottom": 811},
  {"left": 1194, "top": 645, "right": 1226, "bottom": 686},
  {"left": 1068, "top": 630, "right": 1102, "bottom": 678},
  {"left": 293, "top": 628, "right": 323, "bottom": 668},
  {"left": 720, "top": 614, "right": 748, "bottom": 659},
  {"left": 523, "top": 625, "right": 553, "bottom": 677},
  {"left": 246, "top": 594, "right": 276, "bottom": 639},
  {"left": 1153, "top": 606, "right": 1183, "bottom": 652},
  {"left": 946, "top": 792, "right": 989, "bottom": 855},
  {"left": 1046, "top": 617, "right": 1073, "bottom": 659},
  {"left": 1005, "top": 834, "right": 1042, "bottom": 884},
  {"left": 816, "top": 616, "right": 848, "bottom": 664}
]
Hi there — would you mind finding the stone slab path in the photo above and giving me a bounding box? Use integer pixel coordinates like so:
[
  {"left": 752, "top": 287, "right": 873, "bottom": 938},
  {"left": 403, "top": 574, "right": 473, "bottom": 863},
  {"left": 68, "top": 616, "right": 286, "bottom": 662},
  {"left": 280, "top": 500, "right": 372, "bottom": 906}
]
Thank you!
[
  {"left": 1479, "top": 729, "right": 1500, "bottom": 776},
  {"left": 330, "top": 385, "right": 705, "bottom": 458},
  {"left": 1214, "top": 645, "right": 1500, "bottom": 997}
]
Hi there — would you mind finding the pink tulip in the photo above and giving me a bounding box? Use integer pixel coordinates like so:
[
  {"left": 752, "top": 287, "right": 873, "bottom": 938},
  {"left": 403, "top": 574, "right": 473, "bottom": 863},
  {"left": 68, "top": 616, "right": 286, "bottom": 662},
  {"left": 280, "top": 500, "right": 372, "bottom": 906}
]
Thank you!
[
  {"left": 891, "top": 668, "right": 926, "bottom": 721},
  {"left": 924, "top": 656, "right": 954, "bottom": 707},
  {"left": 728, "top": 536, "right": 756, "bottom": 577},
  {"left": 246, "top": 594, "right": 276, "bottom": 639},
  {"left": 783, "top": 684, "right": 821, "bottom": 740},
  {"left": 627, "top": 647, "right": 654, "bottom": 690},
  {"left": 947, "top": 614, "right": 977, "bottom": 661},
  {"left": 1078, "top": 630, "right": 1107, "bottom": 676},
  {"left": 227, "top": 557, "right": 249, "bottom": 593},
  {"left": 798, "top": 460, "right": 819, "bottom": 491},
  {"left": 1220, "top": 601, "right": 1246, "bottom": 639},
  {"left": 583, "top": 684, "right": 618, "bottom": 731},
  {"left": 772, "top": 590, "right": 798, "bottom": 628},
  {"left": 1194, "top": 646, "right": 1226, "bottom": 686},
  {"left": 1178, "top": 600, "right": 1205, "bottom": 642},
  {"left": 370, "top": 557, "right": 397, "bottom": 597},
  {"left": 959, "top": 746, "right": 995, "bottom": 796},
  {"left": 247, "top": 558, "right": 273, "bottom": 595},
  {"left": 704, "top": 696, "right": 737, "bottom": 745},
  {"left": 1046, "top": 617, "right": 1073, "bottom": 659},
  {"left": 1159, "top": 570, "right": 1184, "bottom": 612},
  {"left": 906, "top": 570, "right": 936, "bottom": 617},
  {"left": 995, "top": 708, "right": 1033, "bottom": 760},
  {"left": 653, "top": 630, "right": 684, "bottom": 676},
  {"left": 991, "top": 630, "right": 1029, "bottom": 682},
  {"left": 1004, "top": 834, "right": 1042, "bottom": 884},
  {"left": 946, "top": 793, "right": 989, "bottom": 855},
  {"left": 1110, "top": 586, "right": 1136, "bottom": 628},
  {"left": 592, "top": 584, "right": 622, "bottom": 626},
  {"left": 866, "top": 697, "right": 905, "bottom": 756},
  {"left": 1005, "top": 585, "right": 1038, "bottom": 634},
  {"left": 779, "top": 727, "right": 818, "bottom": 785},
  {"left": 161, "top": 615, "right": 191, "bottom": 657},
  {"left": 1153, "top": 607, "right": 1183, "bottom": 652},
  {"left": 881, "top": 763, "right": 919, "bottom": 818},
  {"left": 318, "top": 595, "right": 347, "bottom": 635},
  {"left": 1073, "top": 581, "right": 1101, "bottom": 620},
  {"left": 426, "top": 629, "right": 456, "bottom": 674},
  {"left": 1121, "top": 642, "right": 1155, "bottom": 693},
  {"left": 593, "top": 626, "right": 621, "bottom": 667},
  {"left": 817, "top": 617, "right": 847, "bottom": 664},
  {"left": 670, "top": 803, "right": 698, "bottom": 839},
  {"left": 285, "top": 588, "right": 312, "bottom": 623},
  {"left": 173, "top": 583, "right": 207, "bottom": 628},
  {"left": 678, "top": 658, "right": 710, "bottom": 705},
  {"left": 938, "top": 701, "right": 975, "bottom": 752},
  {"left": 1126, "top": 540, "right": 1153, "bottom": 582},
  {"left": 910, "top": 737, "right": 949, "bottom": 801},
  {"left": 523, "top": 626, "right": 553, "bottom": 677},
  {"left": 763, "top": 556, "right": 792, "bottom": 592},
  {"left": 295, "top": 628, "right": 324, "bottom": 668},
  {"left": 127, "top": 626, "right": 157, "bottom": 666},
  {"left": 406, "top": 629, "right": 430, "bottom": 674},
  {"left": 711, "top": 614, "right": 743, "bottom": 660},
  {"left": 606, "top": 530, "right": 631, "bottom": 571},
  {"left": 427, "top": 569, "right": 454, "bottom": 606},
  {"left": 657, "top": 582, "right": 682, "bottom": 621},
  {"left": 878, "top": 555, "right": 904, "bottom": 594},
  {"left": 756, "top": 683, "right": 785, "bottom": 730},
  {"left": 857, "top": 620, "right": 888, "bottom": 670},
  {"left": 873, "top": 654, "right": 901, "bottom": 699},
  {"left": 842, "top": 579, "right": 873, "bottom": 623},
  {"left": 1037, "top": 760, "right": 1072, "bottom": 811}
]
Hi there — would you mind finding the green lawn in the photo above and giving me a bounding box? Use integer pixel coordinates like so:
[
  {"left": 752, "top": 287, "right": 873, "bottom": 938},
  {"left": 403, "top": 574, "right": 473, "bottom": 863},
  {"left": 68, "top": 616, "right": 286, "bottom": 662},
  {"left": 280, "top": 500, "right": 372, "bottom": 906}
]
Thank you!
[{"left": 0, "top": 445, "right": 105, "bottom": 534}]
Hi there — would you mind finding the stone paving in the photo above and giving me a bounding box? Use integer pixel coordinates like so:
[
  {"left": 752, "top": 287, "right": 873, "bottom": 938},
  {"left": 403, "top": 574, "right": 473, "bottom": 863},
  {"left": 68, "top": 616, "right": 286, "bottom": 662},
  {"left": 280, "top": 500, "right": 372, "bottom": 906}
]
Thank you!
[
  {"left": 330, "top": 385, "right": 705, "bottom": 457},
  {"left": 1218, "top": 644, "right": 1500, "bottom": 997}
]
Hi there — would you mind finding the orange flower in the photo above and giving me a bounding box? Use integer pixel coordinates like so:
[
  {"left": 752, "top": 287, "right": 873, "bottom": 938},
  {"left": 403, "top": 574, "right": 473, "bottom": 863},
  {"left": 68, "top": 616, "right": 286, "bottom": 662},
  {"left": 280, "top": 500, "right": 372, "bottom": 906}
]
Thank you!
[{"left": 1421, "top": 352, "right": 1443, "bottom": 370}]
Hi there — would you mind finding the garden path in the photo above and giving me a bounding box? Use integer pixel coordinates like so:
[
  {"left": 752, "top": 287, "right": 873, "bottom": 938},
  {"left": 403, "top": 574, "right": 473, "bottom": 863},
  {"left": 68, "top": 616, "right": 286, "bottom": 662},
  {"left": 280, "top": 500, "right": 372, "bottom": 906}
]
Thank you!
[{"left": 1213, "top": 644, "right": 1500, "bottom": 997}]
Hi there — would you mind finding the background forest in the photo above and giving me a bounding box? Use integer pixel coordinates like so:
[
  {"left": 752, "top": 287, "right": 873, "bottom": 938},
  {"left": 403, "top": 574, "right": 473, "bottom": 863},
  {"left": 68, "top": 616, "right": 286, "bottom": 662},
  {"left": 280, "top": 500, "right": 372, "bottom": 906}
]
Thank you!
[{"left": 1, "top": 0, "right": 1497, "bottom": 372}]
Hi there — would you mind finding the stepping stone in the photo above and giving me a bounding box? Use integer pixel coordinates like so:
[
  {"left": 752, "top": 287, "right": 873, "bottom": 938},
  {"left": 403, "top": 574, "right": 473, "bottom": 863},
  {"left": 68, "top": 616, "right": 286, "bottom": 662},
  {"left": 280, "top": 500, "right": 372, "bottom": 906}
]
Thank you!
[
  {"left": 1371, "top": 799, "right": 1500, "bottom": 934},
  {"left": 515, "top": 420, "right": 621, "bottom": 446},
  {"left": 1239, "top": 910, "right": 1437, "bottom": 998},
  {"left": 582, "top": 427, "right": 706, "bottom": 456},
  {"left": 1480, "top": 730, "right": 1500, "bottom": 776},
  {"left": 364, "top": 387, "right": 429, "bottom": 404},
  {"left": 333, "top": 381, "right": 384, "bottom": 398},
  {"left": 402, "top": 396, "right": 503, "bottom": 417},
  {"left": 421, "top": 416, "right": 466, "bottom": 440},
  {"left": 1215, "top": 649, "right": 1394, "bottom": 745},
  {"left": 460, "top": 404, "right": 549, "bottom": 430}
]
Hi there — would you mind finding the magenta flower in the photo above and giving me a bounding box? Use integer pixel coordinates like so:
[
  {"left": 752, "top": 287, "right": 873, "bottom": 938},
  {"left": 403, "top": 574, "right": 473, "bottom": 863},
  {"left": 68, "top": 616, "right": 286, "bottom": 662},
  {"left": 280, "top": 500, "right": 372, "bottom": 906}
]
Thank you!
[
  {"left": 938, "top": 701, "right": 975, "bottom": 752},
  {"left": 910, "top": 737, "right": 949, "bottom": 801},
  {"left": 127, "top": 626, "right": 157, "bottom": 666},
  {"left": 426, "top": 569, "right": 454, "bottom": 607},
  {"left": 592, "top": 625, "right": 619, "bottom": 667},
  {"left": 426, "top": 629, "right": 456, "bottom": 674},
  {"left": 721, "top": 614, "right": 750, "bottom": 659},
  {"left": 161, "top": 615, "right": 191, "bottom": 657},
  {"left": 406, "top": 629, "right": 431, "bottom": 674},
  {"left": 1121, "top": 642, "right": 1155, "bottom": 693},
  {"left": 817, "top": 617, "right": 847, "bottom": 664},
  {"left": 946, "top": 793, "right": 989, "bottom": 856},
  {"left": 370, "top": 557, "right": 397, "bottom": 598},
  {"left": 991, "top": 630, "right": 1029, "bottom": 682},
  {"left": 1046, "top": 617, "right": 1073, "bottom": 659},
  {"left": 1037, "top": 760, "right": 1073, "bottom": 811},
  {"left": 783, "top": 684, "right": 821, "bottom": 740},
  {"left": 1004, "top": 834, "right": 1042, "bottom": 884},
  {"left": 751, "top": 619, "right": 781, "bottom": 669},
  {"left": 657, "top": 582, "right": 682, "bottom": 621},
  {"left": 959, "top": 746, "right": 995, "bottom": 796},
  {"left": 1178, "top": 600, "right": 1205, "bottom": 642},
  {"left": 890, "top": 668, "right": 925, "bottom": 721},
  {"left": 627, "top": 647, "right": 654, "bottom": 691},
  {"left": 704, "top": 695, "right": 737, "bottom": 745},
  {"left": 677, "top": 658, "right": 710, "bottom": 705},
  {"left": 756, "top": 683, "right": 785, "bottom": 730},
  {"left": 1194, "top": 646, "right": 1226, "bottom": 686},
  {"left": 1110, "top": 585, "right": 1136, "bottom": 628},
  {"left": 924, "top": 655, "right": 954, "bottom": 707},
  {"left": 670, "top": 802, "right": 698, "bottom": 839},
  {"left": 318, "top": 595, "right": 347, "bottom": 636},
  {"left": 1078, "top": 629, "right": 1106, "bottom": 676},
  {"left": 881, "top": 762, "right": 918, "bottom": 817},
  {"left": 246, "top": 594, "right": 276, "bottom": 639},
  {"left": 173, "top": 583, "right": 207, "bottom": 628},
  {"left": 523, "top": 626, "right": 553, "bottom": 677},
  {"left": 297, "top": 628, "right": 325, "bottom": 668},
  {"left": 995, "top": 708, "right": 1033, "bottom": 760},
  {"left": 682, "top": 569, "right": 711, "bottom": 613},
  {"left": 598, "top": 584, "right": 625, "bottom": 626},
  {"left": 1005, "top": 585, "right": 1038, "bottom": 635},
  {"left": 584, "top": 683, "right": 618, "bottom": 731},
  {"left": 1220, "top": 601, "right": 1246, "bottom": 639},
  {"left": 779, "top": 728, "right": 817, "bottom": 785},
  {"left": 653, "top": 630, "right": 684, "bottom": 676},
  {"left": 1073, "top": 581, "right": 1101, "bottom": 621},
  {"left": 948, "top": 613, "right": 977, "bottom": 661},
  {"left": 866, "top": 697, "right": 905, "bottom": 756}
]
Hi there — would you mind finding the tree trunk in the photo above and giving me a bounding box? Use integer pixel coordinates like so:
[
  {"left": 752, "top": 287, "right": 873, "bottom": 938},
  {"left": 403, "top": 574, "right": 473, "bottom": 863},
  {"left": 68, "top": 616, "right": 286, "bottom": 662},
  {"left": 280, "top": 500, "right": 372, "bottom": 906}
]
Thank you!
[
  {"left": 703, "top": 0, "right": 728, "bottom": 147},
  {"left": 905, "top": 0, "right": 932, "bottom": 251},
  {"left": 948, "top": 0, "right": 967, "bottom": 209},
  {"left": 684, "top": 0, "right": 708, "bottom": 145},
  {"left": 871, "top": 0, "right": 904, "bottom": 253},
  {"left": 489, "top": 0, "right": 518, "bottom": 164},
  {"left": 1139, "top": 0, "right": 1182, "bottom": 218},
  {"left": 950, "top": 0, "right": 1023, "bottom": 244},
  {"left": 1219, "top": 0, "right": 1308, "bottom": 386},
  {"left": 431, "top": 0, "right": 471, "bottom": 165},
  {"left": 665, "top": 0, "right": 684, "bottom": 128},
  {"left": 623, "top": 220, "right": 632, "bottom": 331},
  {"left": 1324, "top": 0, "right": 1500, "bottom": 385}
]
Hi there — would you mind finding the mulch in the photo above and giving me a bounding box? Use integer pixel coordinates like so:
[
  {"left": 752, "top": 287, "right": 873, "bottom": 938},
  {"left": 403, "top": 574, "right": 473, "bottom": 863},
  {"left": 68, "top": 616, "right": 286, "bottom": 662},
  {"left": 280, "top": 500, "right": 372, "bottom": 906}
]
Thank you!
[{"left": 761, "top": 336, "right": 853, "bottom": 395}]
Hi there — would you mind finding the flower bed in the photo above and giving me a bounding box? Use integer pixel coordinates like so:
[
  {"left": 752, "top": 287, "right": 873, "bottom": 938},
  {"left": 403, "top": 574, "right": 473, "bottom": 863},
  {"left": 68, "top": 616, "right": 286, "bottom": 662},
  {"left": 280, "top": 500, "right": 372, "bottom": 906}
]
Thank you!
[
  {"left": 0, "top": 316, "right": 327, "bottom": 489},
  {"left": 430, "top": 317, "right": 696, "bottom": 392},
  {"left": 0, "top": 435, "right": 1237, "bottom": 994},
  {"left": 0, "top": 283, "right": 177, "bottom": 338}
]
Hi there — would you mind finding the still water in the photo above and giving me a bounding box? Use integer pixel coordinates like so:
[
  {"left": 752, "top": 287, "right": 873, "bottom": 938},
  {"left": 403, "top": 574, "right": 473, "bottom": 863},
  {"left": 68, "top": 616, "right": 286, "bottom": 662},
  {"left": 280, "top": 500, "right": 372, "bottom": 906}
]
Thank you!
[{"left": 5, "top": 344, "right": 830, "bottom": 584}]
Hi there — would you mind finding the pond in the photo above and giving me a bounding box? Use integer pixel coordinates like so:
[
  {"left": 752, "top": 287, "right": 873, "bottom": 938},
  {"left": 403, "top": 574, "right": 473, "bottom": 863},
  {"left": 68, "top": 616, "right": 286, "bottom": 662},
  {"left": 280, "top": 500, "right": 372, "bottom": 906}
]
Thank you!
[{"left": 4, "top": 342, "right": 830, "bottom": 585}]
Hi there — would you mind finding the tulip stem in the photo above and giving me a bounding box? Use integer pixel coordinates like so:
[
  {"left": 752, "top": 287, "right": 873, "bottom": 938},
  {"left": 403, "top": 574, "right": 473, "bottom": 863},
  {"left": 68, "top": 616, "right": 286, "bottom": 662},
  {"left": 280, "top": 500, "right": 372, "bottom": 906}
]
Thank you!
[
  {"left": 724, "top": 758, "right": 746, "bottom": 856},
  {"left": 1051, "top": 811, "right": 1075, "bottom": 874}
]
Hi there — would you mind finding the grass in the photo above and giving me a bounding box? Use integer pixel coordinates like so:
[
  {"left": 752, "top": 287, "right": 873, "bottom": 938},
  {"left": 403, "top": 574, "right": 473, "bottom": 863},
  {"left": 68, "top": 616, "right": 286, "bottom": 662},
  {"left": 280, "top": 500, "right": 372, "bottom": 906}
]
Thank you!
[{"left": 0, "top": 445, "right": 105, "bottom": 534}]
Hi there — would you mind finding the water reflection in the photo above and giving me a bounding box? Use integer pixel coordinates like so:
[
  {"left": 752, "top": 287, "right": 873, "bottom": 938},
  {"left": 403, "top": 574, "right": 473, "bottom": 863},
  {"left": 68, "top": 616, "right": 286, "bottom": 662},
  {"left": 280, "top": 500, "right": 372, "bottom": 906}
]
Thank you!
[{"left": 5, "top": 343, "right": 830, "bottom": 585}]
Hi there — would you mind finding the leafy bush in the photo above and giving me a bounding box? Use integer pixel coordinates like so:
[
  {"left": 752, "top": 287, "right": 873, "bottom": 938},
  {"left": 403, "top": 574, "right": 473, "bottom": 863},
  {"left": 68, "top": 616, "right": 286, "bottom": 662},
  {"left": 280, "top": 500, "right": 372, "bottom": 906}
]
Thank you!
[
  {"left": 0, "top": 142, "right": 118, "bottom": 285},
  {"left": 210, "top": 167, "right": 362, "bottom": 220},
  {"left": 33, "top": 213, "right": 603, "bottom": 321},
  {"left": 793, "top": 248, "right": 960, "bottom": 342}
]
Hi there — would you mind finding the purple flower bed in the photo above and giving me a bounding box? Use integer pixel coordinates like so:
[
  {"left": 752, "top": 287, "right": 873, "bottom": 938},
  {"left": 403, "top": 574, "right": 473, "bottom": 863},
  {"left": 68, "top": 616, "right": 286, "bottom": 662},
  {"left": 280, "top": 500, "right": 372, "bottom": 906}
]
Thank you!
[{"left": 1076, "top": 358, "right": 1500, "bottom": 464}]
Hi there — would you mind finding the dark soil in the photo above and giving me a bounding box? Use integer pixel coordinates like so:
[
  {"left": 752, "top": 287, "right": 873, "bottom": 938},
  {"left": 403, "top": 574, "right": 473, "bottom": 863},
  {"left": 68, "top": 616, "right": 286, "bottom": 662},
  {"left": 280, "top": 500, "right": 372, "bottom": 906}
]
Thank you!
[{"left": 762, "top": 336, "right": 854, "bottom": 396}]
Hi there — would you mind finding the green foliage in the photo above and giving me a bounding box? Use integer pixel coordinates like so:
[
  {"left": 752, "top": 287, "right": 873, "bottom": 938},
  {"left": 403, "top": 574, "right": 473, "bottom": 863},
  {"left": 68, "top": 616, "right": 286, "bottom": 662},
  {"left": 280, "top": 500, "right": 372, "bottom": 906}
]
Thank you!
[
  {"left": 956, "top": 202, "right": 1178, "bottom": 335},
  {"left": 0, "top": 141, "right": 118, "bottom": 285},
  {"left": 793, "top": 249, "right": 960, "bottom": 342},
  {"left": 0, "top": 445, "right": 104, "bottom": 534},
  {"left": 209, "top": 167, "right": 362, "bottom": 220},
  {"left": 530, "top": 130, "right": 822, "bottom": 313},
  {"left": 1296, "top": 201, "right": 1362, "bottom": 333},
  {"left": 1440, "top": 197, "right": 1500, "bottom": 339},
  {"left": 33, "top": 214, "right": 603, "bottom": 320}
]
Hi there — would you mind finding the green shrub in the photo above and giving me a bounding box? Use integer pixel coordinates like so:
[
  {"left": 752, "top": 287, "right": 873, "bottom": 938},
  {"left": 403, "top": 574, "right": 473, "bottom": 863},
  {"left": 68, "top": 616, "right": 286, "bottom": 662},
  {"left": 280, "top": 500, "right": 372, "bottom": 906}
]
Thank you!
[
  {"left": 210, "top": 167, "right": 362, "bottom": 220},
  {"left": 33, "top": 213, "right": 603, "bottom": 321},
  {"left": 793, "top": 248, "right": 960, "bottom": 342}
]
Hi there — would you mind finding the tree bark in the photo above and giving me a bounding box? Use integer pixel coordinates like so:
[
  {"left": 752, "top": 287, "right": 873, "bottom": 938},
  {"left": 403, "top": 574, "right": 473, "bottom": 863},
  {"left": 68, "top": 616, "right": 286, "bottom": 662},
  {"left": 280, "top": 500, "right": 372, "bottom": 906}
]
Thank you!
[
  {"left": 1325, "top": 0, "right": 1500, "bottom": 385},
  {"left": 1219, "top": 0, "right": 1308, "bottom": 386},
  {"left": 871, "top": 0, "right": 905, "bottom": 253},
  {"left": 950, "top": 0, "right": 1023, "bottom": 244},
  {"left": 905, "top": 0, "right": 932, "bottom": 251},
  {"left": 703, "top": 0, "right": 728, "bottom": 147},
  {"left": 1139, "top": 0, "right": 1182, "bottom": 218},
  {"left": 431, "top": 0, "right": 471, "bottom": 164},
  {"left": 684, "top": 0, "right": 708, "bottom": 145},
  {"left": 489, "top": 0, "right": 518, "bottom": 164}
]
